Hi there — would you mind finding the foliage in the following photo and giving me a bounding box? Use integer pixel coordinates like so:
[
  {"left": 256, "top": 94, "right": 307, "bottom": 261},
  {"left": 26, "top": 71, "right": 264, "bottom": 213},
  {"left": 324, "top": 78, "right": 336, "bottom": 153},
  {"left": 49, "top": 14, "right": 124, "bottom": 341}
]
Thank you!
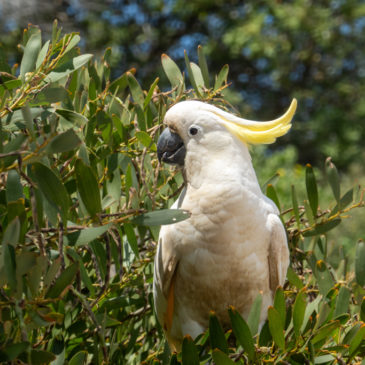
[
  {"left": 2, "top": 1, "right": 365, "bottom": 169},
  {"left": 0, "top": 25, "right": 364, "bottom": 364}
]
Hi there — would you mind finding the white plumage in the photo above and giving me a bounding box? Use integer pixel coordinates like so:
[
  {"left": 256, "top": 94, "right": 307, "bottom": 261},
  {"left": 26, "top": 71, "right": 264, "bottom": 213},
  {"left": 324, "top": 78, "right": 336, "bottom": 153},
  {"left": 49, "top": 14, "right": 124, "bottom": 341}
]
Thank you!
[{"left": 153, "top": 99, "right": 297, "bottom": 351}]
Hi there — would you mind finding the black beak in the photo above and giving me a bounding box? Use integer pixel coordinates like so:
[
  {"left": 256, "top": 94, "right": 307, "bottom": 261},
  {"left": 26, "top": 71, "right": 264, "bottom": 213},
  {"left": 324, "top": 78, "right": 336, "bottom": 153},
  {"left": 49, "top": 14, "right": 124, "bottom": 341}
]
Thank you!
[{"left": 157, "top": 128, "right": 186, "bottom": 166}]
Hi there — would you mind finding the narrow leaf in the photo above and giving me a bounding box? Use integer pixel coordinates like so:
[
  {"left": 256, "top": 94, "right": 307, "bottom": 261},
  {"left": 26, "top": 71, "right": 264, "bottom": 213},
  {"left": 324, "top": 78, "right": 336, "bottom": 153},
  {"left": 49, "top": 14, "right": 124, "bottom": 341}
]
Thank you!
[
  {"left": 305, "top": 164, "right": 318, "bottom": 217},
  {"left": 20, "top": 30, "right": 42, "bottom": 80},
  {"left": 198, "top": 45, "right": 210, "bottom": 88},
  {"left": 293, "top": 288, "right": 307, "bottom": 338},
  {"left": 65, "top": 224, "right": 112, "bottom": 247},
  {"left": 355, "top": 240, "right": 365, "bottom": 286},
  {"left": 209, "top": 311, "right": 229, "bottom": 354},
  {"left": 68, "top": 350, "right": 87, "bottom": 365},
  {"left": 184, "top": 50, "right": 202, "bottom": 97},
  {"left": 325, "top": 157, "right": 340, "bottom": 202},
  {"left": 181, "top": 335, "right": 199, "bottom": 365},
  {"left": 161, "top": 53, "right": 184, "bottom": 88},
  {"left": 334, "top": 286, "right": 351, "bottom": 317},
  {"left": 132, "top": 209, "right": 190, "bottom": 226},
  {"left": 6, "top": 170, "right": 23, "bottom": 202},
  {"left": 247, "top": 292, "right": 263, "bottom": 335},
  {"left": 268, "top": 306, "right": 285, "bottom": 350},
  {"left": 228, "top": 307, "right": 255, "bottom": 361},
  {"left": 311, "top": 320, "right": 341, "bottom": 345},
  {"left": 274, "top": 287, "right": 286, "bottom": 328},
  {"left": 127, "top": 72, "right": 144, "bottom": 107},
  {"left": 46, "top": 129, "right": 81, "bottom": 154},
  {"left": 75, "top": 159, "right": 102, "bottom": 217},
  {"left": 45, "top": 262, "right": 79, "bottom": 298},
  {"left": 303, "top": 218, "right": 341, "bottom": 237},
  {"left": 214, "top": 64, "right": 229, "bottom": 90},
  {"left": 31, "top": 163, "right": 69, "bottom": 221},
  {"left": 291, "top": 185, "right": 301, "bottom": 229},
  {"left": 212, "top": 349, "right": 235, "bottom": 365},
  {"left": 56, "top": 109, "right": 88, "bottom": 126},
  {"left": 266, "top": 184, "right": 281, "bottom": 211}
]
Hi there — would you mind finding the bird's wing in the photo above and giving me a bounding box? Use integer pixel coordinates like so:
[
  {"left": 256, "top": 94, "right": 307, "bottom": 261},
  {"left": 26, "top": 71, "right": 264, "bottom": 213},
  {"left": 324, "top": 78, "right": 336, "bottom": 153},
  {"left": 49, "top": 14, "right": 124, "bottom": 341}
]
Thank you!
[
  {"left": 153, "top": 225, "right": 179, "bottom": 326},
  {"left": 267, "top": 214, "right": 290, "bottom": 293}
]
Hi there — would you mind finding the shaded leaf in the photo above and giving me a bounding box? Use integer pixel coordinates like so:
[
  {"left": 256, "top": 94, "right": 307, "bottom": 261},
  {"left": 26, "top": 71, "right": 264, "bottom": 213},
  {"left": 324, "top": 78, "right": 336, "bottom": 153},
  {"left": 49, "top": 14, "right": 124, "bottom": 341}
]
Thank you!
[
  {"left": 68, "top": 350, "right": 87, "bottom": 365},
  {"left": 75, "top": 159, "right": 102, "bottom": 217},
  {"left": 31, "top": 162, "right": 69, "bottom": 221},
  {"left": 293, "top": 288, "right": 307, "bottom": 338},
  {"left": 181, "top": 335, "right": 199, "bottom": 365},
  {"left": 274, "top": 286, "right": 286, "bottom": 328},
  {"left": 212, "top": 349, "right": 235, "bottom": 365},
  {"left": 55, "top": 109, "right": 88, "bottom": 127},
  {"left": 30, "top": 350, "right": 56, "bottom": 365},
  {"left": 45, "top": 262, "right": 79, "bottom": 298},
  {"left": 46, "top": 129, "right": 81, "bottom": 154},
  {"left": 355, "top": 240, "right": 365, "bottom": 286},
  {"left": 303, "top": 218, "right": 341, "bottom": 237},
  {"left": 325, "top": 157, "right": 340, "bottom": 202},
  {"left": 6, "top": 170, "right": 23, "bottom": 202},
  {"left": 305, "top": 164, "right": 318, "bottom": 216},
  {"left": 65, "top": 224, "right": 112, "bottom": 247},
  {"left": 214, "top": 64, "right": 229, "bottom": 90},
  {"left": 247, "top": 292, "right": 263, "bottom": 335},
  {"left": 132, "top": 209, "right": 190, "bottom": 226},
  {"left": 268, "top": 306, "right": 285, "bottom": 350},
  {"left": 228, "top": 307, "right": 255, "bottom": 361},
  {"left": 3, "top": 342, "right": 29, "bottom": 361},
  {"left": 311, "top": 320, "right": 341, "bottom": 345},
  {"left": 209, "top": 311, "right": 229, "bottom": 354},
  {"left": 198, "top": 45, "right": 210, "bottom": 88},
  {"left": 20, "top": 30, "right": 42, "bottom": 80},
  {"left": 334, "top": 286, "right": 351, "bottom": 318}
]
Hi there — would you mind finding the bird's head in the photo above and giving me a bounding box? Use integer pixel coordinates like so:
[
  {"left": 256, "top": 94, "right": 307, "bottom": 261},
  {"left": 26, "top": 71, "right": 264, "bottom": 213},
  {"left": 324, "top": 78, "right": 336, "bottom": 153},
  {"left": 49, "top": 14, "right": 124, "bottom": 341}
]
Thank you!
[{"left": 157, "top": 99, "right": 297, "bottom": 167}]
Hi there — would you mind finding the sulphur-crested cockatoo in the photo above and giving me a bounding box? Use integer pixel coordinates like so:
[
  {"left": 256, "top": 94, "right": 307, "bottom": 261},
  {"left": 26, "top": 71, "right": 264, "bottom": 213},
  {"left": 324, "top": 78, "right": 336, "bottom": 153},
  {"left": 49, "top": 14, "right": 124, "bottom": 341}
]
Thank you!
[{"left": 154, "top": 99, "right": 297, "bottom": 351}]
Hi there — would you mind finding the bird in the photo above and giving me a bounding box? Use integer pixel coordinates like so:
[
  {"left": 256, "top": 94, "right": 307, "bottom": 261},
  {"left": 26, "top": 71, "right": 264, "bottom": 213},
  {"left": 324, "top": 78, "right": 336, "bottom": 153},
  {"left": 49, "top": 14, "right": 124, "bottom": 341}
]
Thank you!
[{"left": 153, "top": 98, "right": 297, "bottom": 351}]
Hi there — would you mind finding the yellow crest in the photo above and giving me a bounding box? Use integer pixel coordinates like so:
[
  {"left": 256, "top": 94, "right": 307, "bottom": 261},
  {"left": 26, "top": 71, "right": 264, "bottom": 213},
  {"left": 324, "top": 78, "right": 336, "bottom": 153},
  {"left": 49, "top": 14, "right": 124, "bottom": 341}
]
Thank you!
[{"left": 211, "top": 99, "right": 297, "bottom": 144}]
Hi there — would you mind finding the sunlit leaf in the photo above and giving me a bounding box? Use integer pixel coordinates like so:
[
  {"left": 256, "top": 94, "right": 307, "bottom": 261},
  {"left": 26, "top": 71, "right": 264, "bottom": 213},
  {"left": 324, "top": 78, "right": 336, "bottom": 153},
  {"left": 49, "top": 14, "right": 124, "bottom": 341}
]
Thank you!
[
  {"left": 132, "top": 209, "right": 190, "bottom": 226},
  {"left": 268, "top": 306, "right": 285, "bottom": 350},
  {"left": 45, "top": 262, "right": 79, "bottom": 298}
]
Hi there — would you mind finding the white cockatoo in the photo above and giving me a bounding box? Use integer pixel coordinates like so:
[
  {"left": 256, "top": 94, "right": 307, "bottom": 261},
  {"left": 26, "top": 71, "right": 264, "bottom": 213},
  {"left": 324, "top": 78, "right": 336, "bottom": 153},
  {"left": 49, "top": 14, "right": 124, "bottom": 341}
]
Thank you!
[{"left": 153, "top": 99, "right": 297, "bottom": 351}]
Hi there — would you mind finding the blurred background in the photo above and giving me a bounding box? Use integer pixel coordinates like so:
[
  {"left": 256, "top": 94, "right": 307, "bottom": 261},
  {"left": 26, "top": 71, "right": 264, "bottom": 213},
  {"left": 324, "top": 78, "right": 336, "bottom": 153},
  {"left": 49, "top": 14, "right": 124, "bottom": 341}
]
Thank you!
[{"left": 1, "top": 0, "right": 364, "bottom": 250}]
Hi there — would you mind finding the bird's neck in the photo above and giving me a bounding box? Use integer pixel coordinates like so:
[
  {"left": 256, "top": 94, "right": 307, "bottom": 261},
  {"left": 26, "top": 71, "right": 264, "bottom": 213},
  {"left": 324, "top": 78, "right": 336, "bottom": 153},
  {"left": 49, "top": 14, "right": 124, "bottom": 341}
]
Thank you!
[{"left": 184, "top": 140, "right": 262, "bottom": 194}]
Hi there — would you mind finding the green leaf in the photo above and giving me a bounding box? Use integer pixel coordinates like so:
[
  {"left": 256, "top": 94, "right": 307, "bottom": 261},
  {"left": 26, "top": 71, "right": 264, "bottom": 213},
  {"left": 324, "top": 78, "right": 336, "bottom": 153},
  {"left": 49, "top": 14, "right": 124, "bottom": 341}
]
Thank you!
[
  {"left": 2, "top": 217, "right": 20, "bottom": 245},
  {"left": 291, "top": 185, "right": 301, "bottom": 229},
  {"left": 64, "top": 34, "right": 81, "bottom": 55},
  {"left": 181, "top": 335, "right": 199, "bottom": 365},
  {"left": 293, "top": 288, "right": 307, "bottom": 339},
  {"left": 75, "top": 159, "right": 102, "bottom": 217},
  {"left": 31, "top": 162, "right": 69, "bottom": 221},
  {"left": 247, "top": 292, "right": 263, "bottom": 335},
  {"left": 212, "top": 349, "right": 235, "bottom": 365},
  {"left": 32, "top": 87, "right": 68, "bottom": 105},
  {"left": 55, "top": 109, "right": 88, "bottom": 127},
  {"left": 268, "top": 306, "right": 285, "bottom": 350},
  {"left": 355, "top": 240, "right": 365, "bottom": 286},
  {"left": 45, "top": 262, "right": 79, "bottom": 298},
  {"left": 161, "top": 53, "right": 184, "bottom": 88},
  {"left": 214, "top": 64, "right": 229, "bottom": 90},
  {"left": 334, "top": 286, "right": 351, "bottom": 317},
  {"left": 6, "top": 170, "right": 23, "bottom": 202},
  {"left": 46, "top": 129, "right": 81, "bottom": 154},
  {"left": 287, "top": 267, "right": 304, "bottom": 289},
  {"left": 273, "top": 287, "right": 286, "bottom": 328},
  {"left": 361, "top": 297, "right": 365, "bottom": 322},
  {"left": 190, "top": 62, "right": 205, "bottom": 91},
  {"left": 198, "top": 45, "right": 210, "bottom": 88},
  {"left": 305, "top": 164, "right": 318, "bottom": 217},
  {"left": 127, "top": 72, "right": 144, "bottom": 107},
  {"left": 135, "top": 130, "right": 153, "bottom": 148},
  {"left": 314, "top": 259, "right": 335, "bottom": 296},
  {"left": 65, "top": 224, "right": 112, "bottom": 246},
  {"left": 30, "top": 350, "right": 56, "bottom": 365},
  {"left": 303, "top": 218, "right": 341, "bottom": 237},
  {"left": 325, "top": 157, "right": 340, "bottom": 202},
  {"left": 331, "top": 188, "right": 354, "bottom": 215},
  {"left": 35, "top": 40, "right": 50, "bottom": 69},
  {"left": 45, "top": 54, "right": 93, "bottom": 83},
  {"left": 20, "top": 30, "right": 42, "bottom": 80},
  {"left": 3, "top": 342, "right": 29, "bottom": 361},
  {"left": 124, "top": 223, "right": 139, "bottom": 258},
  {"left": 228, "top": 307, "right": 255, "bottom": 361},
  {"left": 4, "top": 244, "right": 17, "bottom": 291},
  {"left": 132, "top": 209, "right": 190, "bottom": 226},
  {"left": 311, "top": 320, "right": 341, "bottom": 345},
  {"left": 68, "top": 350, "right": 87, "bottom": 365},
  {"left": 266, "top": 184, "right": 281, "bottom": 211},
  {"left": 209, "top": 311, "right": 229, "bottom": 354},
  {"left": 143, "top": 77, "right": 159, "bottom": 109},
  {"left": 184, "top": 51, "right": 202, "bottom": 97}
]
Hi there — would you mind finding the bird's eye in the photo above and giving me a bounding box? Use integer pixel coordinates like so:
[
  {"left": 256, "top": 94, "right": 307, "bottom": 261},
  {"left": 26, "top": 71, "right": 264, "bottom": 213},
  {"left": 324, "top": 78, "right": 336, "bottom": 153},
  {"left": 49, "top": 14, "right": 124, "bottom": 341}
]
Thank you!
[{"left": 189, "top": 126, "right": 199, "bottom": 136}]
